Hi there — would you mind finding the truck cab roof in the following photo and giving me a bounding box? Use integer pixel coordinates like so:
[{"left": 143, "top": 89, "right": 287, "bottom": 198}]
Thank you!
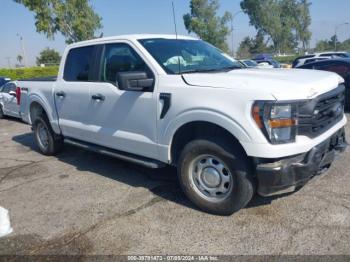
[{"left": 67, "top": 34, "right": 198, "bottom": 49}]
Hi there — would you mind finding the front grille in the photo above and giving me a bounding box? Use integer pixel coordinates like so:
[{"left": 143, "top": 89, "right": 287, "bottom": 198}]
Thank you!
[{"left": 298, "top": 85, "right": 345, "bottom": 138}]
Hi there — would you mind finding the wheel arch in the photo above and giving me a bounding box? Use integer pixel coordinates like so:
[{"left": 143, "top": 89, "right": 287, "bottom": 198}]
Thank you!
[
  {"left": 29, "top": 101, "right": 48, "bottom": 124},
  {"left": 169, "top": 120, "right": 249, "bottom": 165},
  {"left": 28, "top": 96, "right": 61, "bottom": 134}
]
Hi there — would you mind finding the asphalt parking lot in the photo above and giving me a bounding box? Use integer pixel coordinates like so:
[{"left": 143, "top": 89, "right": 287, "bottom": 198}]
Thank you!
[{"left": 0, "top": 116, "right": 350, "bottom": 256}]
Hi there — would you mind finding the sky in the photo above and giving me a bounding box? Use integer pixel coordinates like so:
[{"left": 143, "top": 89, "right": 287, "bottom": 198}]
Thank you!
[{"left": 0, "top": 0, "right": 350, "bottom": 68}]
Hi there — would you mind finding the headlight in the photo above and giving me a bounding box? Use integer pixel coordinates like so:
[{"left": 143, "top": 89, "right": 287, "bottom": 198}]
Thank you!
[{"left": 252, "top": 102, "right": 298, "bottom": 144}]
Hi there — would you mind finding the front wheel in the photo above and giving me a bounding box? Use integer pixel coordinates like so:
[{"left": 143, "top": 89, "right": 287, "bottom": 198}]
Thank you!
[
  {"left": 33, "top": 115, "right": 63, "bottom": 155},
  {"left": 178, "top": 138, "right": 254, "bottom": 215}
]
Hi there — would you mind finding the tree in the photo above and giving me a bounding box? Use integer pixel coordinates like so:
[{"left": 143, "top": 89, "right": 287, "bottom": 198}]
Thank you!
[
  {"left": 294, "top": 0, "right": 312, "bottom": 51},
  {"left": 237, "top": 37, "right": 254, "bottom": 58},
  {"left": 250, "top": 30, "right": 271, "bottom": 54},
  {"left": 340, "top": 39, "right": 350, "bottom": 51},
  {"left": 17, "top": 55, "right": 23, "bottom": 65},
  {"left": 183, "top": 0, "right": 232, "bottom": 52},
  {"left": 14, "top": 0, "right": 102, "bottom": 44},
  {"left": 314, "top": 35, "right": 348, "bottom": 52},
  {"left": 240, "top": 0, "right": 311, "bottom": 53},
  {"left": 236, "top": 31, "right": 271, "bottom": 58},
  {"left": 36, "top": 48, "right": 61, "bottom": 66}
]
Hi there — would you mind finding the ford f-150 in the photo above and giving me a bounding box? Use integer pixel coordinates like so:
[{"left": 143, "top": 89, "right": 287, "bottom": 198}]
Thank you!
[{"left": 18, "top": 35, "right": 347, "bottom": 215}]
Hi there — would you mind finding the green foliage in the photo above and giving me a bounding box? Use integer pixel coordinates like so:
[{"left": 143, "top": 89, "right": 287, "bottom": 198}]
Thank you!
[
  {"left": 295, "top": 0, "right": 312, "bottom": 50},
  {"left": 36, "top": 48, "right": 61, "bottom": 66},
  {"left": 236, "top": 37, "right": 254, "bottom": 58},
  {"left": 314, "top": 35, "right": 350, "bottom": 52},
  {"left": 183, "top": 0, "right": 232, "bottom": 52},
  {"left": 14, "top": 0, "right": 102, "bottom": 44},
  {"left": 273, "top": 55, "right": 298, "bottom": 64},
  {"left": 0, "top": 66, "right": 59, "bottom": 80},
  {"left": 236, "top": 31, "right": 272, "bottom": 58},
  {"left": 240, "top": 0, "right": 312, "bottom": 53},
  {"left": 340, "top": 39, "right": 350, "bottom": 52}
]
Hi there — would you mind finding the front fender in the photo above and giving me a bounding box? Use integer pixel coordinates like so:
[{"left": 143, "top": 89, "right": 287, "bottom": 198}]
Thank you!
[{"left": 160, "top": 109, "right": 252, "bottom": 147}]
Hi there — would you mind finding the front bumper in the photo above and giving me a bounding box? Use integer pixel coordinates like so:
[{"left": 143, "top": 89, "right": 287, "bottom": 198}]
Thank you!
[{"left": 256, "top": 128, "right": 347, "bottom": 196}]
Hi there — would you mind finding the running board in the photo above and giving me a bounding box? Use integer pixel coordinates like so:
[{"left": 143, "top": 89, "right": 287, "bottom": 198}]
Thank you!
[{"left": 64, "top": 138, "right": 165, "bottom": 169}]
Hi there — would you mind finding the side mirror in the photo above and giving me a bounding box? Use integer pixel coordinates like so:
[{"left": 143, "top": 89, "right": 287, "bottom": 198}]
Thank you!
[
  {"left": 9, "top": 91, "right": 16, "bottom": 97},
  {"left": 116, "top": 71, "right": 154, "bottom": 91}
]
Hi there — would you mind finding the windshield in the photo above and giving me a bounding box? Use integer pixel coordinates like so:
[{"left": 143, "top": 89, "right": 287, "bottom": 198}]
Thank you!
[
  {"left": 138, "top": 38, "right": 243, "bottom": 74},
  {"left": 0, "top": 78, "right": 10, "bottom": 88}
]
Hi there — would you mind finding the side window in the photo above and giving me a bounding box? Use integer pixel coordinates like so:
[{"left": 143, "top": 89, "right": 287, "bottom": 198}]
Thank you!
[
  {"left": 64, "top": 46, "right": 95, "bottom": 81},
  {"left": 101, "top": 43, "right": 149, "bottom": 83},
  {"left": 305, "top": 58, "right": 317, "bottom": 64},
  {"left": 9, "top": 84, "right": 16, "bottom": 92},
  {"left": 2, "top": 83, "right": 11, "bottom": 93}
]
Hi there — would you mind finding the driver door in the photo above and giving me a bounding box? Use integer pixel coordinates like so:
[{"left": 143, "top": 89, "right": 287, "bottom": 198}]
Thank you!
[{"left": 86, "top": 42, "right": 159, "bottom": 159}]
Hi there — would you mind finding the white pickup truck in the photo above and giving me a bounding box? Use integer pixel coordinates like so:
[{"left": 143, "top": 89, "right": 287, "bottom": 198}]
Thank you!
[{"left": 18, "top": 35, "right": 347, "bottom": 215}]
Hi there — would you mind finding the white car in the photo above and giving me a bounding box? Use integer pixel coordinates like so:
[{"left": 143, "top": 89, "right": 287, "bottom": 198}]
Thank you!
[
  {"left": 0, "top": 81, "right": 20, "bottom": 119},
  {"left": 239, "top": 59, "right": 258, "bottom": 68},
  {"left": 18, "top": 34, "right": 347, "bottom": 215},
  {"left": 292, "top": 51, "right": 350, "bottom": 68},
  {"left": 256, "top": 61, "right": 274, "bottom": 69}
]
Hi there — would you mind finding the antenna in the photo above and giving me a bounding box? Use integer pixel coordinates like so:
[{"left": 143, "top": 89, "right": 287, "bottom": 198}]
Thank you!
[
  {"left": 171, "top": 1, "right": 181, "bottom": 74},
  {"left": 172, "top": 1, "right": 178, "bottom": 39}
]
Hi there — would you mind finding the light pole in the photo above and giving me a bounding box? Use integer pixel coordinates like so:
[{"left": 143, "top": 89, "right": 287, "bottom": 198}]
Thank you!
[
  {"left": 334, "top": 22, "right": 349, "bottom": 51},
  {"left": 16, "top": 34, "right": 28, "bottom": 67},
  {"left": 230, "top": 11, "right": 243, "bottom": 57}
]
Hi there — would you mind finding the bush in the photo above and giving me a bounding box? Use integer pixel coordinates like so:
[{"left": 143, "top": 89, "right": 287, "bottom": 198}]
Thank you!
[
  {"left": 0, "top": 66, "right": 59, "bottom": 80},
  {"left": 274, "top": 55, "right": 298, "bottom": 64}
]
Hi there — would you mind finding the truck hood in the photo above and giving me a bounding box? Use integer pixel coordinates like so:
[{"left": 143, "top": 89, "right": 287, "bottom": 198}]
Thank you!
[{"left": 182, "top": 68, "right": 343, "bottom": 100}]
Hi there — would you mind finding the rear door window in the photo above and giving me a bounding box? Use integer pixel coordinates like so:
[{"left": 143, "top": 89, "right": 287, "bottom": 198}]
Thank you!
[{"left": 64, "top": 46, "right": 95, "bottom": 81}]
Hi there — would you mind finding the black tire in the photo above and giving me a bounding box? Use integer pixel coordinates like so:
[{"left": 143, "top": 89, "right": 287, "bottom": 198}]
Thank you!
[
  {"left": 33, "top": 115, "right": 63, "bottom": 155},
  {"left": 177, "top": 138, "right": 255, "bottom": 216},
  {"left": 0, "top": 105, "right": 5, "bottom": 119}
]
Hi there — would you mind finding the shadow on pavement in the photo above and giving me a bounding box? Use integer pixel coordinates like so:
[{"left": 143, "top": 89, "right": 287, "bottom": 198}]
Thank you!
[{"left": 12, "top": 132, "right": 293, "bottom": 214}]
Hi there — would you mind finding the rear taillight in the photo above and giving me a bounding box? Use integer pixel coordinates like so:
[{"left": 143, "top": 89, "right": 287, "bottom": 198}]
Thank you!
[{"left": 16, "top": 87, "right": 21, "bottom": 105}]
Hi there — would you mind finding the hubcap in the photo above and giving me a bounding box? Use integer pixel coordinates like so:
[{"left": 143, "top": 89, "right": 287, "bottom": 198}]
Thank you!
[
  {"left": 190, "top": 155, "right": 233, "bottom": 202},
  {"left": 202, "top": 167, "right": 221, "bottom": 188},
  {"left": 37, "top": 123, "right": 49, "bottom": 150}
]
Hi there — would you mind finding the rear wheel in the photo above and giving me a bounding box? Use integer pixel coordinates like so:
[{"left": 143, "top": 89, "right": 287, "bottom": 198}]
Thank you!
[
  {"left": 177, "top": 138, "right": 254, "bottom": 215},
  {"left": 33, "top": 115, "right": 63, "bottom": 155}
]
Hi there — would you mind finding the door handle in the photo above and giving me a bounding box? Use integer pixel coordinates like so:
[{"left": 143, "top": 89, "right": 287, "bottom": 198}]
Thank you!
[
  {"left": 56, "top": 91, "right": 66, "bottom": 98},
  {"left": 91, "top": 94, "right": 105, "bottom": 101}
]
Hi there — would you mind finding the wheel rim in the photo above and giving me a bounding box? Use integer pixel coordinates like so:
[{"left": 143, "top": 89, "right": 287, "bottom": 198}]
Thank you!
[
  {"left": 36, "top": 122, "right": 49, "bottom": 150},
  {"left": 189, "top": 155, "right": 233, "bottom": 202}
]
